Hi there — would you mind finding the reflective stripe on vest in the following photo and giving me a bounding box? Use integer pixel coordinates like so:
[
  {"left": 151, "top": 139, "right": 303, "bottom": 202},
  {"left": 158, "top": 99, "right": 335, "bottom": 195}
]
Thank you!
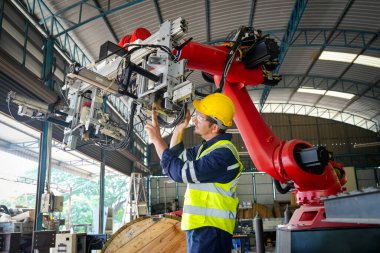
[
  {"left": 183, "top": 205, "right": 236, "bottom": 219},
  {"left": 181, "top": 140, "right": 243, "bottom": 234}
]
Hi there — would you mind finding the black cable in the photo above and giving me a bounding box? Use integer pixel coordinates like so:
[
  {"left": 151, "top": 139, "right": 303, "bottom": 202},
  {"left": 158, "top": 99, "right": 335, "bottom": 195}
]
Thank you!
[
  {"left": 124, "top": 43, "right": 175, "bottom": 61},
  {"left": 156, "top": 103, "right": 186, "bottom": 128},
  {"left": 216, "top": 26, "right": 247, "bottom": 93},
  {"left": 274, "top": 180, "right": 294, "bottom": 194},
  {"left": 95, "top": 40, "right": 175, "bottom": 63},
  {"left": 194, "top": 90, "right": 210, "bottom": 98},
  {"left": 95, "top": 102, "right": 137, "bottom": 150}
]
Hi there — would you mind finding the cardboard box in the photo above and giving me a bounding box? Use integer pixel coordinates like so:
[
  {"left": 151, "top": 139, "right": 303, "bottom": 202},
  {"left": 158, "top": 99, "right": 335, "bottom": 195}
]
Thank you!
[{"left": 12, "top": 210, "right": 35, "bottom": 222}]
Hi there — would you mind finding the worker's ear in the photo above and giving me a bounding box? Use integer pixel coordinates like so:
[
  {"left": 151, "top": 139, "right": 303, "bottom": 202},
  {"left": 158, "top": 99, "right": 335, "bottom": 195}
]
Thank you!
[{"left": 211, "top": 123, "right": 220, "bottom": 134}]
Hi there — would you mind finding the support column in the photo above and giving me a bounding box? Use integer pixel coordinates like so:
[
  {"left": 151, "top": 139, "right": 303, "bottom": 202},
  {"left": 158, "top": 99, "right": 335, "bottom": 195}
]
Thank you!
[
  {"left": 175, "top": 182, "right": 179, "bottom": 200},
  {"left": 272, "top": 178, "right": 277, "bottom": 201},
  {"left": 148, "top": 176, "right": 152, "bottom": 214},
  {"left": 99, "top": 148, "right": 106, "bottom": 233},
  {"left": 99, "top": 96, "right": 107, "bottom": 233},
  {"left": 34, "top": 38, "right": 55, "bottom": 231},
  {"left": 252, "top": 173, "right": 257, "bottom": 203},
  {"left": 156, "top": 178, "right": 160, "bottom": 204},
  {"left": 374, "top": 168, "right": 379, "bottom": 188}
]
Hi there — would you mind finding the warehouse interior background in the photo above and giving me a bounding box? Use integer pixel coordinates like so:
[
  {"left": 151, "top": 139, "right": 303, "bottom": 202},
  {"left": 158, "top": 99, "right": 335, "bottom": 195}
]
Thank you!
[{"left": 0, "top": 0, "right": 379, "bottom": 252}]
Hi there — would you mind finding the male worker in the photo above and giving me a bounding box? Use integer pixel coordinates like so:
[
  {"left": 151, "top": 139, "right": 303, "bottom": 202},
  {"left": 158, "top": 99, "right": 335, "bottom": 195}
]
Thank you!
[{"left": 145, "top": 93, "right": 243, "bottom": 253}]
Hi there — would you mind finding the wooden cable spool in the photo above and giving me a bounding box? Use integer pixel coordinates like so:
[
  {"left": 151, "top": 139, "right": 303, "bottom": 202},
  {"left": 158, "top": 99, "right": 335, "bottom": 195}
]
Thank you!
[{"left": 102, "top": 216, "right": 187, "bottom": 253}]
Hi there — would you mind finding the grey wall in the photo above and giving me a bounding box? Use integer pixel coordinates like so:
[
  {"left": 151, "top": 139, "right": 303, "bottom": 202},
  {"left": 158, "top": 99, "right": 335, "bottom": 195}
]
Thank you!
[
  {"left": 148, "top": 168, "right": 380, "bottom": 212},
  {"left": 149, "top": 173, "right": 293, "bottom": 211},
  {"left": 356, "top": 168, "right": 380, "bottom": 189}
]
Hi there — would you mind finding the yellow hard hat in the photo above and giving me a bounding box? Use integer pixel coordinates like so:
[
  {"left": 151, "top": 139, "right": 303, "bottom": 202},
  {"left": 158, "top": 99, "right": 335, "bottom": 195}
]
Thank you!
[{"left": 193, "top": 93, "right": 235, "bottom": 127}]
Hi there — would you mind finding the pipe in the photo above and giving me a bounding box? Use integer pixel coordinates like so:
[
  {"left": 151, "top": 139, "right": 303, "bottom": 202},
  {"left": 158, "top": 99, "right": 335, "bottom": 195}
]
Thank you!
[{"left": 254, "top": 213, "right": 265, "bottom": 253}]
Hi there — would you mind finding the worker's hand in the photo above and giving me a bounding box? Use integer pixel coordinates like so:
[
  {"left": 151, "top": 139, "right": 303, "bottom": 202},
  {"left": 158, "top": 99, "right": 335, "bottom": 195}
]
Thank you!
[
  {"left": 144, "top": 110, "right": 163, "bottom": 143},
  {"left": 176, "top": 110, "right": 191, "bottom": 132}
]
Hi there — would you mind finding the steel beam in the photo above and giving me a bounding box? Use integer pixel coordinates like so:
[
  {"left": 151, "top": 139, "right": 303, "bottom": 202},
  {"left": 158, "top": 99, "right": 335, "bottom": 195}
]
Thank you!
[
  {"left": 266, "top": 28, "right": 380, "bottom": 52},
  {"left": 10, "top": 0, "right": 86, "bottom": 65},
  {"left": 0, "top": 175, "right": 70, "bottom": 192},
  {"left": 259, "top": 103, "right": 378, "bottom": 132},
  {"left": 152, "top": 0, "right": 163, "bottom": 24},
  {"left": 259, "top": 0, "right": 309, "bottom": 110},
  {"left": 208, "top": 28, "right": 380, "bottom": 52},
  {"left": 34, "top": 37, "right": 55, "bottom": 231},
  {"left": 205, "top": 0, "right": 211, "bottom": 43},
  {"left": 21, "top": 21, "right": 30, "bottom": 66},
  {"left": 277, "top": 0, "right": 309, "bottom": 69},
  {"left": 0, "top": 0, "right": 5, "bottom": 37},
  {"left": 371, "top": 112, "right": 380, "bottom": 122},
  {"left": 335, "top": 78, "right": 380, "bottom": 118},
  {"left": 93, "top": 0, "right": 119, "bottom": 42},
  {"left": 52, "top": 0, "right": 144, "bottom": 38},
  {"left": 312, "top": 31, "right": 379, "bottom": 119},
  {"left": 248, "top": 0, "right": 256, "bottom": 27},
  {"left": 284, "top": 0, "right": 355, "bottom": 106},
  {"left": 40, "top": 0, "right": 91, "bottom": 22},
  {"left": 254, "top": 74, "right": 380, "bottom": 101},
  {"left": 0, "top": 138, "right": 94, "bottom": 179}
]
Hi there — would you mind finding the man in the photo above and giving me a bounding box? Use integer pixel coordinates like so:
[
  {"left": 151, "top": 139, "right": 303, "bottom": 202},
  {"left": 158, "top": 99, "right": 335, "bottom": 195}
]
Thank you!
[{"left": 145, "top": 93, "right": 243, "bottom": 253}]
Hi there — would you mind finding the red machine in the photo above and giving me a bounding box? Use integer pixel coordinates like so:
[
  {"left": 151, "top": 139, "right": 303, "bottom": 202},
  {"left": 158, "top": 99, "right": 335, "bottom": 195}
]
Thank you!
[
  {"left": 121, "top": 26, "right": 351, "bottom": 230},
  {"left": 178, "top": 39, "right": 350, "bottom": 230}
]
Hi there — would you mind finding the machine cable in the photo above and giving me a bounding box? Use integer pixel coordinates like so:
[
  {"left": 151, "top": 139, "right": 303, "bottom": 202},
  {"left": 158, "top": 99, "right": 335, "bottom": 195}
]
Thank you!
[
  {"left": 274, "top": 179, "right": 294, "bottom": 194},
  {"left": 215, "top": 26, "right": 247, "bottom": 93}
]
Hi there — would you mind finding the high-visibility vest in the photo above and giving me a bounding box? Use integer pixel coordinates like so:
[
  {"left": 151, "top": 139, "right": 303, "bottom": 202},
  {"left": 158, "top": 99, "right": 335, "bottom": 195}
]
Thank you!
[{"left": 181, "top": 140, "right": 243, "bottom": 234}]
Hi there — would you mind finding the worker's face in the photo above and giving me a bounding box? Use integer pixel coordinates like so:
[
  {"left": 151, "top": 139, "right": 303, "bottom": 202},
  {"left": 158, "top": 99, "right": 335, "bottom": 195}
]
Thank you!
[{"left": 192, "top": 111, "right": 214, "bottom": 137}]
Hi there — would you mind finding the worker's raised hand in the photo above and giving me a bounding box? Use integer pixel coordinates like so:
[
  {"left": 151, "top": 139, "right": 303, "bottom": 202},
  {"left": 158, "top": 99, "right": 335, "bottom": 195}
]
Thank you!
[
  {"left": 144, "top": 109, "right": 162, "bottom": 143},
  {"left": 176, "top": 110, "right": 191, "bottom": 132}
]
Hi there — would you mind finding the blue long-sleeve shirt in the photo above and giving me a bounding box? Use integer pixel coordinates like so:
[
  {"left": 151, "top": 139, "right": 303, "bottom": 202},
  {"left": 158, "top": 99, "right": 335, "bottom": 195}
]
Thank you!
[{"left": 160, "top": 133, "right": 240, "bottom": 184}]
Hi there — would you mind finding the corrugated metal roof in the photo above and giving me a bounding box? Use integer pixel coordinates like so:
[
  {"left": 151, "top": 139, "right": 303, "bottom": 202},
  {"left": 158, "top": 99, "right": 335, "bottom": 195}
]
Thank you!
[
  {"left": 26, "top": 0, "right": 378, "bottom": 131},
  {"left": 316, "top": 95, "right": 350, "bottom": 110},
  {"left": 342, "top": 64, "right": 379, "bottom": 83},
  {"left": 3, "top": 0, "right": 380, "bottom": 175},
  {"left": 339, "top": 0, "right": 380, "bottom": 32},
  {"left": 210, "top": 0, "right": 251, "bottom": 42},
  {"left": 253, "top": 0, "right": 295, "bottom": 30},
  {"left": 298, "top": 0, "right": 350, "bottom": 29},
  {"left": 279, "top": 47, "right": 317, "bottom": 74},
  {"left": 345, "top": 96, "right": 380, "bottom": 118},
  {"left": 160, "top": 0, "right": 207, "bottom": 42},
  {"left": 105, "top": 0, "right": 159, "bottom": 37}
]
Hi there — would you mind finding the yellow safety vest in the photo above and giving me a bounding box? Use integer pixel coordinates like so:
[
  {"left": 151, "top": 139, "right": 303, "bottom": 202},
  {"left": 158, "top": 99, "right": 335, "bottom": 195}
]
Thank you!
[{"left": 181, "top": 140, "right": 243, "bottom": 234}]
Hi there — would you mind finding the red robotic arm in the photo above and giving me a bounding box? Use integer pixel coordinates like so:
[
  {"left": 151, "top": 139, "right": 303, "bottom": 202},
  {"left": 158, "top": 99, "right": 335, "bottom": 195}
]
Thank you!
[
  {"left": 179, "top": 40, "right": 351, "bottom": 229},
  {"left": 178, "top": 39, "right": 346, "bottom": 201},
  {"left": 123, "top": 27, "right": 348, "bottom": 229}
]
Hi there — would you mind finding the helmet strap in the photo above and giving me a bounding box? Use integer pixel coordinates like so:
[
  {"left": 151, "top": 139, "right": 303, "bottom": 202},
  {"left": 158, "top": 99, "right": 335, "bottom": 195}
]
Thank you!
[{"left": 211, "top": 117, "right": 227, "bottom": 130}]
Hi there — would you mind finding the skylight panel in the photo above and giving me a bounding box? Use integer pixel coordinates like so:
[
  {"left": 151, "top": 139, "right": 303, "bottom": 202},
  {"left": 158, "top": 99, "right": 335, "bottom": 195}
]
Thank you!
[
  {"left": 325, "top": 90, "right": 355, "bottom": 99},
  {"left": 319, "top": 51, "right": 357, "bottom": 63},
  {"left": 297, "top": 88, "right": 355, "bottom": 99},
  {"left": 297, "top": 88, "right": 326, "bottom": 95},
  {"left": 354, "top": 55, "right": 380, "bottom": 68}
]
